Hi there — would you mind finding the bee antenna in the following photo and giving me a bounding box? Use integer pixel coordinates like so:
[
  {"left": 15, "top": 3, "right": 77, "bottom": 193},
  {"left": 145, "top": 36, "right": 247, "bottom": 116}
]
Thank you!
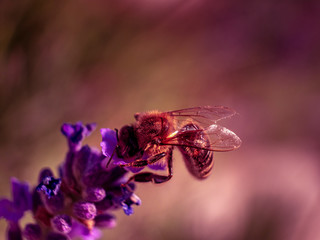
[
  {"left": 106, "top": 128, "right": 119, "bottom": 168},
  {"left": 115, "top": 128, "right": 119, "bottom": 141},
  {"left": 106, "top": 147, "right": 116, "bottom": 168}
]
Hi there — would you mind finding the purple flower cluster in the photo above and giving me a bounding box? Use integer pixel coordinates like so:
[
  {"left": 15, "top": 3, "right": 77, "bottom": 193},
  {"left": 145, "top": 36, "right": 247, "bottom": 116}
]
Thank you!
[{"left": 0, "top": 122, "right": 141, "bottom": 240}]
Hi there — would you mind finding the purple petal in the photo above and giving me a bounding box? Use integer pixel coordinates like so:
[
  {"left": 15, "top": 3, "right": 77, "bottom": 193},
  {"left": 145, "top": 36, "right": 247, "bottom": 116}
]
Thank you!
[
  {"left": 61, "top": 124, "right": 75, "bottom": 137},
  {"left": 121, "top": 193, "right": 141, "bottom": 216},
  {"left": 100, "top": 128, "right": 118, "bottom": 158},
  {"left": 121, "top": 202, "right": 134, "bottom": 215},
  {"left": 0, "top": 199, "right": 23, "bottom": 222},
  {"left": 11, "top": 178, "right": 32, "bottom": 212},
  {"left": 61, "top": 122, "right": 96, "bottom": 151}
]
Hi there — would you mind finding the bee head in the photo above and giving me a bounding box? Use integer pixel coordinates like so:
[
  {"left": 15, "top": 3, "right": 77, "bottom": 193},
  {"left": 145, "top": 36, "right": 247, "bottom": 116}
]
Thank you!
[{"left": 116, "top": 125, "right": 140, "bottom": 159}]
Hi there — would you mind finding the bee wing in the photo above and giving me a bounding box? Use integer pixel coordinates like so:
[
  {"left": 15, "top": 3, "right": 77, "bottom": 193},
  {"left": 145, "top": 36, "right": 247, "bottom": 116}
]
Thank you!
[
  {"left": 162, "top": 124, "right": 242, "bottom": 152},
  {"left": 204, "top": 124, "right": 242, "bottom": 151},
  {"left": 166, "top": 106, "right": 237, "bottom": 126}
]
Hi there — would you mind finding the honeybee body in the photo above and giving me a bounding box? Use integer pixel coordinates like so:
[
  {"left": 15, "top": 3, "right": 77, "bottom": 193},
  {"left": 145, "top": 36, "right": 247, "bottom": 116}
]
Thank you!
[{"left": 112, "top": 107, "right": 241, "bottom": 184}]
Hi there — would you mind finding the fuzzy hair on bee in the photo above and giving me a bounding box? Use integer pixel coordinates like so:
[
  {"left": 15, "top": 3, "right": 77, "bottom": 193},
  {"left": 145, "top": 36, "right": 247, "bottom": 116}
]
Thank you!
[{"left": 109, "top": 106, "right": 241, "bottom": 185}]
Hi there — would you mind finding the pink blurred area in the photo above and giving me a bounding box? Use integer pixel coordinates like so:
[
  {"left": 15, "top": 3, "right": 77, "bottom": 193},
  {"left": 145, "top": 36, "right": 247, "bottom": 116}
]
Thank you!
[{"left": 0, "top": 0, "right": 319, "bottom": 239}]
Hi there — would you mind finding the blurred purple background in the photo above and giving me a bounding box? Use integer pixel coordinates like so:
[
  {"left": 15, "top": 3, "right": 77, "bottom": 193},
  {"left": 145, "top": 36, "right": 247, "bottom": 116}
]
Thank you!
[{"left": 1, "top": 1, "right": 319, "bottom": 239}]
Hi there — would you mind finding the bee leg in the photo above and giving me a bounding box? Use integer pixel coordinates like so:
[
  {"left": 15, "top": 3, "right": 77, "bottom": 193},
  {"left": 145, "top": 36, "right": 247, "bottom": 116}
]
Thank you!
[
  {"left": 122, "top": 148, "right": 173, "bottom": 185},
  {"left": 119, "top": 152, "right": 166, "bottom": 168}
]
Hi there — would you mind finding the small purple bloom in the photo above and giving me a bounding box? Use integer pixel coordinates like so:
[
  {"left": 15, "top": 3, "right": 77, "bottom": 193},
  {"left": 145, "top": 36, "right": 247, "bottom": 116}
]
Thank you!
[
  {"left": 62, "top": 122, "right": 96, "bottom": 151},
  {"left": 121, "top": 193, "right": 141, "bottom": 216},
  {"left": 36, "top": 176, "right": 61, "bottom": 198}
]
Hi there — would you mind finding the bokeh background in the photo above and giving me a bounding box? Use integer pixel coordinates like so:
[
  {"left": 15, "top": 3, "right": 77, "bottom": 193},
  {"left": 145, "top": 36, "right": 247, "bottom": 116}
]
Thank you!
[{"left": 1, "top": 0, "right": 320, "bottom": 239}]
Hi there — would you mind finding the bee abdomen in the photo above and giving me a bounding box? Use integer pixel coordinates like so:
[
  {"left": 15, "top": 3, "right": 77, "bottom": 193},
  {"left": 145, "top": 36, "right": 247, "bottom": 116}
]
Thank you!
[{"left": 178, "top": 123, "right": 214, "bottom": 179}]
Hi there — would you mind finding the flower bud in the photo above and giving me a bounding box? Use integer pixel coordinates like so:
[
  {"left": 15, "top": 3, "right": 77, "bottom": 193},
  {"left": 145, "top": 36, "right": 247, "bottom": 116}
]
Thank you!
[
  {"left": 84, "top": 187, "right": 106, "bottom": 202},
  {"left": 51, "top": 215, "right": 72, "bottom": 234},
  {"left": 73, "top": 201, "right": 97, "bottom": 220}
]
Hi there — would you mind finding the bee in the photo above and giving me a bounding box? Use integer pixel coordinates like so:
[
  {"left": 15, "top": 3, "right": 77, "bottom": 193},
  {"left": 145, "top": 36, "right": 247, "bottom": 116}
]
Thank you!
[{"left": 108, "top": 106, "right": 241, "bottom": 184}]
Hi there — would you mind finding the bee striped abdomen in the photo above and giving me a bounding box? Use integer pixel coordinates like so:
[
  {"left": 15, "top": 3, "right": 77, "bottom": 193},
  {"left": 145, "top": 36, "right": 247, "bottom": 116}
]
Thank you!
[{"left": 178, "top": 123, "right": 214, "bottom": 179}]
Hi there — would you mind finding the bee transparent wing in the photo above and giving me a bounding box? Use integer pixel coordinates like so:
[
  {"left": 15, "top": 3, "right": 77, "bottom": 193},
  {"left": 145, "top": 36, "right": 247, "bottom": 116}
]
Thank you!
[
  {"left": 204, "top": 124, "right": 242, "bottom": 151},
  {"left": 167, "top": 106, "right": 237, "bottom": 126},
  {"left": 162, "top": 124, "right": 241, "bottom": 152}
]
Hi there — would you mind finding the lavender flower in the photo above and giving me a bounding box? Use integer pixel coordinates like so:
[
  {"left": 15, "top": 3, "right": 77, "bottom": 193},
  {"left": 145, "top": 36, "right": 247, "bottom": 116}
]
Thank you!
[{"left": 0, "top": 122, "right": 141, "bottom": 240}]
